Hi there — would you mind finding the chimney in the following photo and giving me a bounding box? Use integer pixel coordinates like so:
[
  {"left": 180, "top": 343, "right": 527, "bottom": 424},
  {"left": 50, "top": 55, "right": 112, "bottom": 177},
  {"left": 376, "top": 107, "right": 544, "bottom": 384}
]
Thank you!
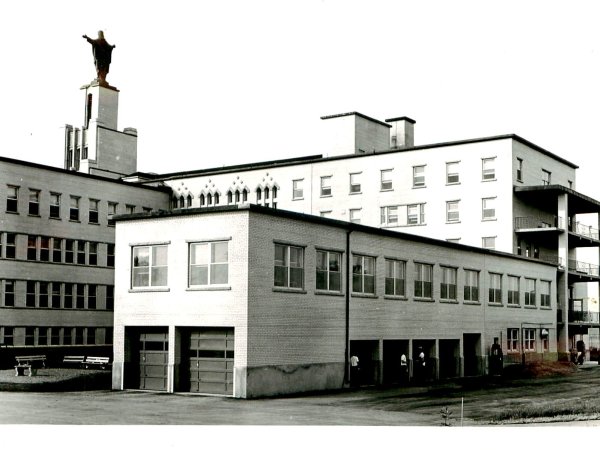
[{"left": 385, "top": 116, "right": 415, "bottom": 149}]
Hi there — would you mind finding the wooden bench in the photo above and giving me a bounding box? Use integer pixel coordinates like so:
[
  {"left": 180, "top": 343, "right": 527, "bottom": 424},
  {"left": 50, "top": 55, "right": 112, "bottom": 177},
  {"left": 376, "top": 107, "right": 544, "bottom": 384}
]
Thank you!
[
  {"left": 84, "top": 356, "right": 110, "bottom": 370},
  {"left": 14, "top": 355, "right": 46, "bottom": 376},
  {"left": 63, "top": 355, "right": 86, "bottom": 367}
]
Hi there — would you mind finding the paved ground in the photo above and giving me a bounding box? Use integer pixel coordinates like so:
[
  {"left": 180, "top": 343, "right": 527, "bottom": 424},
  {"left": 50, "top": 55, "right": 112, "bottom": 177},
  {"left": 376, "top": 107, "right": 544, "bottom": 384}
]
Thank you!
[{"left": 1, "top": 364, "right": 599, "bottom": 426}]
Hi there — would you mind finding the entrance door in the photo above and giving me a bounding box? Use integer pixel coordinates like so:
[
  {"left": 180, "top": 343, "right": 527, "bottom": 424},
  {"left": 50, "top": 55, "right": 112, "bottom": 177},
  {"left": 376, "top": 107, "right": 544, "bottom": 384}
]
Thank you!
[
  {"left": 139, "top": 331, "right": 169, "bottom": 391},
  {"left": 463, "top": 333, "right": 481, "bottom": 377},
  {"left": 188, "top": 328, "right": 234, "bottom": 395}
]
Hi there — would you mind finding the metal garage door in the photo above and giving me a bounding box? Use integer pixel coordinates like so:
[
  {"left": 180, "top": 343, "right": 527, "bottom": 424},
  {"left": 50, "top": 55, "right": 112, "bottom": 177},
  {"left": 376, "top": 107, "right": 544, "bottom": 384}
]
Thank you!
[
  {"left": 188, "top": 328, "right": 234, "bottom": 395},
  {"left": 139, "top": 331, "right": 169, "bottom": 391}
]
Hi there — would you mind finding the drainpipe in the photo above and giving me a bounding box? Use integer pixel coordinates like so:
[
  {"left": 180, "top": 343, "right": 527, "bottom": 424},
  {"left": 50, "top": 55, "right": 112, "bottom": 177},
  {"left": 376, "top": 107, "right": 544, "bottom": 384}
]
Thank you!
[{"left": 344, "top": 229, "right": 352, "bottom": 387}]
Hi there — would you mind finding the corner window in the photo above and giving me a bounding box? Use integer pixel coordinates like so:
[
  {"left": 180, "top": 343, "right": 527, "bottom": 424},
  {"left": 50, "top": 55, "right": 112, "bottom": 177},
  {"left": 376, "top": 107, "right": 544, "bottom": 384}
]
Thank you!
[
  {"left": 540, "top": 280, "right": 551, "bottom": 308},
  {"left": 189, "top": 241, "right": 229, "bottom": 286},
  {"left": 446, "top": 162, "right": 459, "bottom": 184},
  {"left": 274, "top": 244, "right": 304, "bottom": 289},
  {"left": 446, "top": 201, "right": 460, "bottom": 223},
  {"left": 508, "top": 275, "right": 520, "bottom": 305},
  {"left": 413, "top": 165, "right": 425, "bottom": 188},
  {"left": 525, "top": 278, "right": 536, "bottom": 306},
  {"left": 441, "top": 266, "right": 457, "bottom": 300},
  {"left": 132, "top": 245, "right": 168, "bottom": 288},
  {"left": 28, "top": 189, "right": 40, "bottom": 216},
  {"left": 414, "top": 263, "right": 433, "bottom": 299},
  {"left": 482, "top": 197, "right": 496, "bottom": 220},
  {"left": 489, "top": 273, "right": 502, "bottom": 304},
  {"left": 320, "top": 176, "right": 332, "bottom": 197},
  {"left": 385, "top": 259, "right": 405, "bottom": 297},
  {"left": 316, "top": 250, "right": 341, "bottom": 292},
  {"left": 292, "top": 179, "right": 304, "bottom": 200},
  {"left": 352, "top": 255, "right": 375, "bottom": 294},
  {"left": 6, "top": 185, "right": 18, "bottom": 213},
  {"left": 380, "top": 169, "right": 393, "bottom": 191},
  {"left": 482, "top": 158, "right": 496, "bottom": 181},
  {"left": 464, "top": 270, "right": 479, "bottom": 301},
  {"left": 380, "top": 206, "right": 398, "bottom": 226},
  {"left": 349, "top": 173, "right": 361, "bottom": 194},
  {"left": 50, "top": 193, "right": 61, "bottom": 219}
]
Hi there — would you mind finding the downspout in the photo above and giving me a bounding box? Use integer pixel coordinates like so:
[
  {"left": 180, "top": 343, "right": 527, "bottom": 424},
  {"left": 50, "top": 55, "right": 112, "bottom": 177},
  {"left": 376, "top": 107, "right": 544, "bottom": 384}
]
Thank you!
[{"left": 344, "top": 228, "right": 352, "bottom": 387}]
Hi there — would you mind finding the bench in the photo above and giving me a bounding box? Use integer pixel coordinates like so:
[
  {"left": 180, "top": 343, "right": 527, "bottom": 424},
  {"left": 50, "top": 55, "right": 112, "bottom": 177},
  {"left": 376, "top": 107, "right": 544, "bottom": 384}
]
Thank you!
[
  {"left": 63, "top": 355, "right": 86, "bottom": 367},
  {"left": 84, "top": 356, "right": 110, "bottom": 370},
  {"left": 15, "top": 355, "right": 47, "bottom": 376}
]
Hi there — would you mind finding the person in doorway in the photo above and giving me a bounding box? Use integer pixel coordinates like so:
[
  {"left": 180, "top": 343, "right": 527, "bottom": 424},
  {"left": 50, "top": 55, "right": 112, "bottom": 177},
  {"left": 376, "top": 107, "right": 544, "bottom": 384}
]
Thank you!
[
  {"left": 400, "top": 353, "right": 408, "bottom": 383},
  {"left": 490, "top": 337, "right": 503, "bottom": 376},
  {"left": 350, "top": 354, "right": 359, "bottom": 386},
  {"left": 415, "top": 347, "right": 426, "bottom": 383}
]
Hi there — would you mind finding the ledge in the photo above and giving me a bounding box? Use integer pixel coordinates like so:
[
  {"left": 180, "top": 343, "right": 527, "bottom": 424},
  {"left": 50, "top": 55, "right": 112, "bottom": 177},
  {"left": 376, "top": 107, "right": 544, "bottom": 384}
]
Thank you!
[
  {"left": 314, "top": 290, "right": 344, "bottom": 297},
  {"left": 351, "top": 292, "right": 378, "bottom": 299},
  {"left": 439, "top": 299, "right": 459, "bottom": 304},
  {"left": 186, "top": 286, "right": 232, "bottom": 292},
  {"left": 414, "top": 297, "right": 435, "bottom": 303},
  {"left": 272, "top": 287, "right": 307, "bottom": 294},
  {"left": 487, "top": 302, "right": 504, "bottom": 307},
  {"left": 384, "top": 295, "right": 407, "bottom": 301},
  {"left": 128, "top": 287, "right": 170, "bottom": 293},
  {"left": 463, "top": 300, "right": 481, "bottom": 306}
]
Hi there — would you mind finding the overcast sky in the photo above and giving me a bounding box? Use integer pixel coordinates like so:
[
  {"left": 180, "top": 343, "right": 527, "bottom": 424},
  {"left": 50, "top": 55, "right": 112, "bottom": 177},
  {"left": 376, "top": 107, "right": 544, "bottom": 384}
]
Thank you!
[{"left": 1, "top": 0, "right": 600, "bottom": 198}]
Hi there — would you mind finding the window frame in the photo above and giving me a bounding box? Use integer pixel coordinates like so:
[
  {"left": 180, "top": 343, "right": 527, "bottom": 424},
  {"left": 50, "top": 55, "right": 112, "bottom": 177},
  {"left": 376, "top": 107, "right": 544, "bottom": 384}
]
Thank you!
[
  {"left": 540, "top": 280, "right": 551, "bottom": 308},
  {"left": 440, "top": 266, "right": 457, "bottom": 300},
  {"left": 349, "top": 173, "right": 362, "bottom": 194},
  {"left": 412, "top": 165, "right": 426, "bottom": 188},
  {"left": 446, "top": 161, "right": 459, "bottom": 184},
  {"left": 352, "top": 254, "right": 375, "bottom": 295},
  {"left": 274, "top": 243, "right": 304, "bottom": 290},
  {"left": 380, "top": 169, "right": 393, "bottom": 191},
  {"left": 507, "top": 328, "right": 519, "bottom": 352},
  {"left": 507, "top": 275, "right": 520, "bottom": 305},
  {"left": 482, "top": 236, "right": 496, "bottom": 250},
  {"left": 320, "top": 176, "right": 332, "bottom": 197},
  {"left": 69, "top": 196, "right": 80, "bottom": 221},
  {"left": 407, "top": 203, "right": 425, "bottom": 225},
  {"left": 131, "top": 244, "right": 169, "bottom": 289},
  {"left": 349, "top": 208, "right": 361, "bottom": 224},
  {"left": 89, "top": 199, "right": 99, "bottom": 224},
  {"left": 446, "top": 200, "right": 460, "bottom": 223},
  {"left": 524, "top": 278, "right": 536, "bottom": 307},
  {"left": 188, "top": 241, "right": 230, "bottom": 287},
  {"left": 28, "top": 189, "right": 40, "bottom": 216},
  {"left": 488, "top": 272, "right": 502, "bottom": 304},
  {"left": 385, "top": 258, "right": 406, "bottom": 297},
  {"left": 380, "top": 205, "right": 399, "bottom": 226},
  {"left": 482, "top": 157, "right": 496, "bottom": 181},
  {"left": 482, "top": 197, "right": 496, "bottom": 220},
  {"left": 292, "top": 179, "right": 304, "bottom": 200},
  {"left": 524, "top": 328, "right": 536, "bottom": 352},
  {"left": 316, "top": 249, "right": 342, "bottom": 292},
  {"left": 6, "top": 185, "right": 19, "bottom": 213},
  {"left": 414, "top": 262, "right": 433, "bottom": 299}
]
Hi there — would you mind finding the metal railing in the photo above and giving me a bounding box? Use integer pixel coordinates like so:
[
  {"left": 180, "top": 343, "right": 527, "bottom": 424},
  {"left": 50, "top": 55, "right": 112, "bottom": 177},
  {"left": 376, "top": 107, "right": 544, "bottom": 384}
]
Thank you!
[
  {"left": 568, "top": 310, "right": 600, "bottom": 324},
  {"left": 568, "top": 259, "right": 600, "bottom": 277},
  {"left": 571, "top": 221, "right": 600, "bottom": 240},
  {"left": 514, "top": 216, "right": 562, "bottom": 230}
]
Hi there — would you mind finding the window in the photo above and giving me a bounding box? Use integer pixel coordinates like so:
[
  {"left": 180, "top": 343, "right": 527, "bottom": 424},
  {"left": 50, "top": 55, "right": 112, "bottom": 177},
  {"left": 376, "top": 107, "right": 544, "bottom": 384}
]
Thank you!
[
  {"left": 87, "top": 328, "right": 96, "bottom": 345},
  {"left": 349, "top": 208, "right": 361, "bottom": 224},
  {"left": 108, "top": 202, "right": 117, "bottom": 225},
  {"left": 414, "top": 263, "right": 433, "bottom": 299},
  {"left": 516, "top": 158, "right": 523, "bottom": 182},
  {"left": 51, "top": 328, "right": 60, "bottom": 346},
  {"left": 178, "top": 197, "right": 184, "bottom": 208},
  {"left": 38, "top": 327, "right": 48, "bottom": 346},
  {"left": 200, "top": 193, "right": 206, "bottom": 206},
  {"left": 1, "top": 326, "right": 14, "bottom": 346},
  {"left": 28, "top": 189, "right": 40, "bottom": 216},
  {"left": 75, "top": 327, "right": 84, "bottom": 345},
  {"left": 105, "top": 327, "right": 114, "bottom": 345},
  {"left": 385, "top": 259, "right": 406, "bottom": 297},
  {"left": 234, "top": 190, "right": 240, "bottom": 204},
  {"left": 77, "top": 241, "right": 86, "bottom": 264},
  {"left": 27, "top": 235, "right": 37, "bottom": 261},
  {"left": 316, "top": 250, "right": 341, "bottom": 292},
  {"left": 25, "top": 327, "right": 35, "bottom": 346},
  {"left": 76, "top": 284, "right": 85, "bottom": 309},
  {"left": 40, "top": 236, "right": 50, "bottom": 262},
  {"left": 524, "top": 278, "right": 536, "bottom": 306},
  {"left": 348, "top": 173, "right": 361, "bottom": 194},
  {"left": 413, "top": 165, "right": 425, "bottom": 187},
  {"left": 482, "top": 197, "right": 496, "bottom": 220},
  {"left": 65, "top": 239, "right": 74, "bottom": 263},
  {"left": 39, "top": 282, "right": 49, "bottom": 308},
  {"left": 482, "top": 158, "right": 495, "bottom": 180},
  {"left": 446, "top": 162, "right": 459, "bottom": 184},
  {"left": 482, "top": 236, "right": 496, "bottom": 250},
  {"left": 88, "top": 285, "right": 97, "bottom": 309},
  {"left": 51, "top": 283, "right": 61, "bottom": 308},
  {"left": 106, "top": 286, "right": 114, "bottom": 310},
  {"left": 441, "top": 266, "right": 457, "bottom": 300},
  {"left": 52, "top": 238, "right": 62, "bottom": 262},
  {"left": 320, "top": 176, "right": 332, "bottom": 196},
  {"left": 380, "top": 206, "right": 398, "bottom": 226},
  {"left": 242, "top": 189, "right": 248, "bottom": 202},
  {"left": 352, "top": 255, "right": 375, "bottom": 294},
  {"left": 132, "top": 245, "right": 169, "bottom": 288},
  {"left": 143, "top": 207, "right": 152, "bottom": 213},
  {"left": 380, "top": 169, "right": 393, "bottom": 191},
  {"left": 187, "top": 194, "right": 193, "bottom": 207},
  {"left": 264, "top": 187, "right": 270, "bottom": 200},
  {"left": 6, "top": 185, "right": 18, "bottom": 213},
  {"left": 464, "top": 270, "right": 479, "bottom": 301},
  {"left": 189, "top": 241, "right": 229, "bottom": 286},
  {"left": 107, "top": 244, "right": 115, "bottom": 267},
  {"left": 5, "top": 233, "right": 16, "bottom": 259},
  {"left": 64, "top": 283, "right": 74, "bottom": 309},
  {"left": 489, "top": 273, "right": 502, "bottom": 304},
  {"left": 542, "top": 169, "right": 551, "bottom": 186},
  {"left": 524, "top": 328, "right": 536, "bottom": 351},
  {"left": 507, "top": 329, "right": 519, "bottom": 352},
  {"left": 227, "top": 191, "right": 233, "bottom": 204},
  {"left": 89, "top": 242, "right": 98, "bottom": 266},
  {"left": 320, "top": 211, "right": 332, "bottom": 218},
  {"left": 407, "top": 203, "right": 425, "bottom": 225},
  {"left": 274, "top": 244, "right": 304, "bottom": 289},
  {"left": 540, "top": 280, "right": 551, "bottom": 308},
  {"left": 446, "top": 201, "right": 460, "bottom": 223},
  {"left": 508, "top": 275, "right": 520, "bottom": 305},
  {"left": 26, "top": 281, "right": 36, "bottom": 307},
  {"left": 126, "top": 204, "right": 136, "bottom": 214},
  {"left": 292, "top": 179, "right": 304, "bottom": 200},
  {"left": 89, "top": 199, "right": 99, "bottom": 223},
  {"left": 70, "top": 196, "right": 80, "bottom": 221},
  {"left": 207, "top": 193, "right": 213, "bottom": 205},
  {"left": 214, "top": 193, "right": 220, "bottom": 205},
  {"left": 3, "top": 280, "right": 15, "bottom": 307}
]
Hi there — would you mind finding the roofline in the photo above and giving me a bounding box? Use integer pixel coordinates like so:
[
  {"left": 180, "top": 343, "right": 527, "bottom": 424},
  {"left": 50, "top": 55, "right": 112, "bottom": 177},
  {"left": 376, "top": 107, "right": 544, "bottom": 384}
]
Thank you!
[
  {"left": 320, "top": 111, "right": 392, "bottom": 128},
  {"left": 515, "top": 184, "right": 600, "bottom": 209},
  {"left": 385, "top": 116, "right": 416, "bottom": 124},
  {"left": 0, "top": 155, "right": 171, "bottom": 193},
  {"left": 114, "top": 204, "right": 558, "bottom": 268}
]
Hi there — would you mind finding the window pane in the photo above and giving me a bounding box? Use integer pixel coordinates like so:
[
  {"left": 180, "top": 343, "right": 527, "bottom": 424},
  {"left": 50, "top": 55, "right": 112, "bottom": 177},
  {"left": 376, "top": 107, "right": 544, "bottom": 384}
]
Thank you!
[
  {"left": 133, "top": 247, "right": 149, "bottom": 267},
  {"left": 151, "top": 267, "right": 168, "bottom": 286},
  {"left": 153, "top": 246, "right": 168, "bottom": 266},
  {"left": 211, "top": 264, "right": 228, "bottom": 284},
  {"left": 191, "top": 243, "right": 208, "bottom": 265},
  {"left": 190, "top": 266, "right": 208, "bottom": 285},
  {"left": 212, "top": 242, "right": 228, "bottom": 263}
]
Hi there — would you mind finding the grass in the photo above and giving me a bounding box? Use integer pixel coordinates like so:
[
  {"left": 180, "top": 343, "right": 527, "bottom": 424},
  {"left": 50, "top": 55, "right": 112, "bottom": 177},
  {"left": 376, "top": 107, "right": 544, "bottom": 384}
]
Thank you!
[
  {"left": 490, "top": 399, "right": 600, "bottom": 424},
  {"left": 0, "top": 368, "right": 111, "bottom": 391}
]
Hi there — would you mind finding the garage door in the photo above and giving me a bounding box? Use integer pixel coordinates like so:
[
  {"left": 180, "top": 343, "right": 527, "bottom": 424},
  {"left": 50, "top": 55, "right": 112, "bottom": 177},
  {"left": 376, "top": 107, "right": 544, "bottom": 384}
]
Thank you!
[
  {"left": 188, "top": 328, "right": 234, "bottom": 395},
  {"left": 139, "top": 331, "right": 169, "bottom": 391}
]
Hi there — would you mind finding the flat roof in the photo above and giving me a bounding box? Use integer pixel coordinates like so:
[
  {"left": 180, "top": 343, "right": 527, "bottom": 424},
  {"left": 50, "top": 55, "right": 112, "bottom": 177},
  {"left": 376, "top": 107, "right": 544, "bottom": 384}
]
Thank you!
[{"left": 320, "top": 111, "right": 392, "bottom": 128}]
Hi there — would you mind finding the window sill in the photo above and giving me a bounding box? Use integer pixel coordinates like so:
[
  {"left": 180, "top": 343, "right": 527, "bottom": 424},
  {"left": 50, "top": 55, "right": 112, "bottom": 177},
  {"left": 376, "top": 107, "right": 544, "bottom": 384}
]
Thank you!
[
  {"left": 412, "top": 185, "right": 426, "bottom": 189},
  {"left": 128, "top": 287, "right": 170, "bottom": 293},
  {"left": 320, "top": 194, "right": 332, "bottom": 198},
  {"left": 351, "top": 292, "right": 377, "bottom": 299},
  {"left": 482, "top": 178, "right": 497, "bottom": 182},
  {"left": 488, "top": 302, "right": 503, "bottom": 307},
  {"left": 482, "top": 218, "right": 497, "bottom": 222},
  {"left": 446, "top": 221, "right": 461, "bottom": 225},
  {"left": 380, "top": 188, "right": 393, "bottom": 193},
  {"left": 507, "top": 304, "right": 521, "bottom": 308},
  {"left": 463, "top": 300, "right": 481, "bottom": 305},
  {"left": 446, "top": 182, "right": 460, "bottom": 186},
  {"left": 292, "top": 197, "right": 304, "bottom": 201},
  {"left": 88, "top": 222, "right": 100, "bottom": 226},
  {"left": 315, "top": 290, "right": 344, "bottom": 297},
  {"left": 384, "top": 295, "right": 407, "bottom": 301},
  {"left": 187, "top": 286, "right": 232, "bottom": 291},
  {"left": 414, "top": 297, "right": 435, "bottom": 303},
  {"left": 69, "top": 220, "right": 81, "bottom": 223},
  {"left": 440, "top": 299, "right": 458, "bottom": 304},
  {"left": 5, "top": 211, "right": 19, "bottom": 215},
  {"left": 28, "top": 214, "right": 41, "bottom": 218},
  {"left": 349, "top": 191, "right": 362, "bottom": 195},
  {"left": 524, "top": 305, "right": 537, "bottom": 309},
  {"left": 540, "top": 306, "right": 552, "bottom": 310},
  {"left": 273, "top": 287, "right": 307, "bottom": 294},
  {"left": 49, "top": 216, "right": 61, "bottom": 220}
]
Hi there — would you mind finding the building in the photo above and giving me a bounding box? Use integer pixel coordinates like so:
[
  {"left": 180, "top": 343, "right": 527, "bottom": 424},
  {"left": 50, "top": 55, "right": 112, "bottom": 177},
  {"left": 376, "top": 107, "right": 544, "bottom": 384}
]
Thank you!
[{"left": 112, "top": 205, "right": 558, "bottom": 398}]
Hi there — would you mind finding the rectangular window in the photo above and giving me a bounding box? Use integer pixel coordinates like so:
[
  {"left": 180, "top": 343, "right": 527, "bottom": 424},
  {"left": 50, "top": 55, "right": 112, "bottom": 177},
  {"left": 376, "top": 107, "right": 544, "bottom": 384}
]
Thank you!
[
  {"left": 508, "top": 275, "right": 520, "bottom": 305},
  {"left": 446, "top": 201, "right": 460, "bottom": 223},
  {"left": 50, "top": 193, "right": 61, "bottom": 219},
  {"left": 446, "top": 162, "right": 459, "bottom": 184},
  {"left": 51, "top": 283, "right": 61, "bottom": 308},
  {"left": 464, "top": 270, "right": 479, "bottom": 301},
  {"left": 126, "top": 204, "right": 136, "bottom": 214},
  {"left": 349, "top": 208, "right": 361, "bottom": 224},
  {"left": 316, "top": 250, "right": 342, "bottom": 292},
  {"left": 88, "top": 285, "right": 97, "bottom": 309},
  {"left": 482, "top": 197, "right": 496, "bottom": 220},
  {"left": 320, "top": 176, "right": 332, "bottom": 197},
  {"left": 540, "top": 280, "right": 551, "bottom": 308},
  {"left": 380, "top": 206, "right": 398, "bottom": 226},
  {"left": 189, "top": 241, "right": 229, "bottom": 286},
  {"left": 27, "top": 235, "right": 37, "bottom": 261},
  {"left": 352, "top": 255, "right": 375, "bottom": 294},
  {"left": 108, "top": 202, "right": 117, "bottom": 225},
  {"left": 106, "top": 286, "right": 114, "bottom": 310},
  {"left": 414, "top": 263, "right": 433, "bottom": 299},
  {"left": 482, "top": 236, "right": 496, "bottom": 250},
  {"left": 292, "top": 179, "right": 304, "bottom": 200},
  {"left": 28, "top": 189, "right": 40, "bottom": 216},
  {"left": 38, "top": 327, "right": 48, "bottom": 346},
  {"left": 39, "top": 282, "right": 49, "bottom": 308},
  {"left": 50, "top": 328, "right": 60, "bottom": 346},
  {"left": 77, "top": 241, "right": 86, "bottom": 265},
  {"left": 482, "top": 158, "right": 496, "bottom": 180},
  {"left": 407, "top": 203, "right": 425, "bottom": 225},
  {"left": 89, "top": 242, "right": 98, "bottom": 266},
  {"left": 524, "top": 328, "right": 536, "bottom": 351},
  {"left": 52, "top": 238, "right": 62, "bottom": 263},
  {"left": 385, "top": 259, "right": 405, "bottom": 297},
  {"left": 132, "top": 245, "right": 169, "bottom": 288},
  {"left": 349, "top": 173, "right": 361, "bottom": 194},
  {"left": 274, "top": 244, "right": 304, "bottom": 289},
  {"left": 489, "top": 273, "right": 502, "bottom": 304},
  {"left": 2, "top": 326, "right": 14, "bottom": 346},
  {"left": 413, "top": 165, "right": 425, "bottom": 188},
  {"left": 70, "top": 196, "right": 80, "bottom": 221},
  {"left": 87, "top": 327, "right": 96, "bottom": 345},
  {"left": 507, "top": 328, "right": 519, "bottom": 352},
  {"left": 380, "top": 169, "right": 393, "bottom": 190},
  {"left": 40, "top": 236, "right": 50, "bottom": 262},
  {"left": 441, "top": 266, "right": 457, "bottom": 300},
  {"left": 65, "top": 239, "right": 74, "bottom": 263},
  {"left": 76, "top": 284, "right": 85, "bottom": 309},
  {"left": 7, "top": 185, "right": 18, "bottom": 213},
  {"left": 89, "top": 199, "right": 99, "bottom": 224},
  {"left": 3, "top": 280, "right": 15, "bottom": 307},
  {"left": 542, "top": 169, "right": 551, "bottom": 186},
  {"left": 320, "top": 211, "right": 332, "bottom": 218},
  {"left": 75, "top": 327, "right": 84, "bottom": 345},
  {"left": 64, "top": 283, "right": 74, "bottom": 309},
  {"left": 525, "top": 278, "right": 536, "bottom": 306},
  {"left": 5, "top": 233, "right": 16, "bottom": 259},
  {"left": 25, "top": 327, "right": 35, "bottom": 346},
  {"left": 516, "top": 158, "right": 523, "bottom": 182},
  {"left": 107, "top": 243, "right": 115, "bottom": 267}
]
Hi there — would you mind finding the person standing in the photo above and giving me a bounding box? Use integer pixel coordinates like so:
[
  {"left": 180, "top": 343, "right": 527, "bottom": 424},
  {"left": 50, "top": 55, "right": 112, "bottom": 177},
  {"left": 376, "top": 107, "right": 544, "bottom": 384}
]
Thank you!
[
  {"left": 400, "top": 353, "right": 408, "bottom": 383},
  {"left": 350, "top": 354, "right": 359, "bottom": 386},
  {"left": 490, "top": 337, "right": 503, "bottom": 376}
]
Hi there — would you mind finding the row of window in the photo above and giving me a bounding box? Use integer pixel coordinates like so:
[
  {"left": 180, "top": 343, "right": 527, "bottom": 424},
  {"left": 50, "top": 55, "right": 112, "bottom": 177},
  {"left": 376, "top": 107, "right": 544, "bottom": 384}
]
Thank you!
[
  {"left": 4, "top": 185, "right": 148, "bottom": 224},
  {"left": 0, "top": 232, "right": 114, "bottom": 267},
  {"left": 0, "top": 280, "right": 114, "bottom": 310},
  {"left": 173, "top": 186, "right": 280, "bottom": 210},
  {"left": 0, "top": 326, "right": 112, "bottom": 347},
  {"left": 507, "top": 328, "right": 550, "bottom": 353}
]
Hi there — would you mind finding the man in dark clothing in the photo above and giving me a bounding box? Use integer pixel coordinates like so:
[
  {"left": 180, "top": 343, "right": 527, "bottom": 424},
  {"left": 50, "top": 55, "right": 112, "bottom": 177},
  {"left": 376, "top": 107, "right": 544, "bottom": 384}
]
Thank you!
[{"left": 83, "top": 31, "right": 116, "bottom": 84}]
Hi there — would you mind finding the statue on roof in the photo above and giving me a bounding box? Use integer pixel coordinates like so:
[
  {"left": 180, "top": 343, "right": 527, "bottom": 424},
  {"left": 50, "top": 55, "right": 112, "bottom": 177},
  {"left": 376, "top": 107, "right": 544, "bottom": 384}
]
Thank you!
[{"left": 83, "top": 31, "right": 116, "bottom": 86}]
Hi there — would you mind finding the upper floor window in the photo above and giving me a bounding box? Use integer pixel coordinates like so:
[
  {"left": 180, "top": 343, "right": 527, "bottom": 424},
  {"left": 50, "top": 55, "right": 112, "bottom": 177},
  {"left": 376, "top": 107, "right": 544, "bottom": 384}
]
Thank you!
[
  {"left": 385, "top": 259, "right": 406, "bottom": 297},
  {"left": 414, "top": 263, "right": 433, "bottom": 299},
  {"left": 132, "top": 245, "right": 168, "bottom": 288},
  {"left": 446, "top": 201, "right": 460, "bottom": 223},
  {"left": 320, "top": 211, "right": 332, "bottom": 218},
  {"left": 482, "top": 158, "right": 496, "bottom": 181},
  {"left": 507, "top": 328, "right": 519, "bottom": 352},
  {"left": 542, "top": 169, "right": 551, "bottom": 186},
  {"left": 126, "top": 204, "right": 136, "bottom": 214},
  {"left": 352, "top": 255, "right": 375, "bottom": 294},
  {"left": 50, "top": 193, "right": 61, "bottom": 219},
  {"left": 413, "top": 165, "right": 425, "bottom": 188},
  {"left": 407, "top": 203, "right": 425, "bottom": 225},
  {"left": 292, "top": 179, "right": 304, "bottom": 200},
  {"left": 5, "top": 233, "right": 16, "bottom": 259},
  {"left": 52, "top": 238, "right": 62, "bottom": 263},
  {"left": 89, "top": 199, "right": 99, "bottom": 224},
  {"left": 441, "top": 266, "right": 457, "bottom": 300},
  {"left": 349, "top": 208, "right": 361, "bottom": 224},
  {"left": 28, "top": 189, "right": 40, "bottom": 216},
  {"left": 89, "top": 242, "right": 98, "bottom": 266},
  {"left": 380, "top": 206, "right": 398, "bottom": 226},
  {"left": 489, "top": 272, "right": 502, "bottom": 304},
  {"left": 70, "top": 196, "right": 80, "bottom": 221},
  {"left": 540, "top": 280, "right": 551, "bottom": 308},
  {"left": 274, "top": 243, "right": 304, "bottom": 289},
  {"left": 349, "top": 173, "right": 361, "bottom": 194},
  {"left": 187, "top": 194, "right": 193, "bottom": 207},
  {"left": 516, "top": 158, "right": 523, "bottom": 182},
  {"left": 189, "top": 241, "right": 229, "bottom": 286},
  {"left": 508, "top": 275, "right": 520, "bottom": 305},
  {"left": 320, "top": 176, "right": 332, "bottom": 197},
  {"left": 524, "top": 278, "right": 536, "bottom": 306},
  {"left": 6, "top": 185, "right": 18, "bottom": 213},
  {"left": 482, "top": 197, "right": 496, "bottom": 220},
  {"left": 316, "top": 250, "right": 341, "bottom": 292},
  {"left": 380, "top": 169, "right": 393, "bottom": 191},
  {"left": 108, "top": 202, "right": 117, "bottom": 225},
  {"left": 482, "top": 236, "right": 496, "bottom": 250},
  {"left": 2, "top": 280, "right": 15, "bottom": 307},
  {"left": 464, "top": 269, "right": 479, "bottom": 301},
  {"left": 446, "top": 162, "right": 459, "bottom": 184}
]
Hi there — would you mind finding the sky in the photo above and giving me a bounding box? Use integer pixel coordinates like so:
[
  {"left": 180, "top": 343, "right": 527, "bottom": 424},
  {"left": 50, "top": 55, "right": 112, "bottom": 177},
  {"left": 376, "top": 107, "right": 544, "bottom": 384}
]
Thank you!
[{"left": 1, "top": 0, "right": 600, "bottom": 199}]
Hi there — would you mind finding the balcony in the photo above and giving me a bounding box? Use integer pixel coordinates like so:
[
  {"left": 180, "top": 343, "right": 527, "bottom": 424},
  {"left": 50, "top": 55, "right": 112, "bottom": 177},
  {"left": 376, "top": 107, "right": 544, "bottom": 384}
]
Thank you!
[
  {"left": 515, "top": 216, "right": 563, "bottom": 231},
  {"left": 568, "top": 259, "right": 599, "bottom": 277},
  {"left": 568, "top": 310, "right": 600, "bottom": 324},
  {"left": 571, "top": 221, "right": 599, "bottom": 240}
]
